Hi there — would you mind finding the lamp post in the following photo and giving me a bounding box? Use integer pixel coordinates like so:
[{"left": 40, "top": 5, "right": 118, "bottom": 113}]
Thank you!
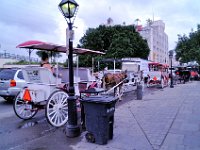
[
  {"left": 58, "top": 0, "right": 80, "bottom": 137},
  {"left": 169, "top": 50, "right": 174, "bottom": 88}
]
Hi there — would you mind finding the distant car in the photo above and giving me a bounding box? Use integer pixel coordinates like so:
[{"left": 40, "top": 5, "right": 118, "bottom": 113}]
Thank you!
[{"left": 0, "top": 68, "right": 26, "bottom": 101}]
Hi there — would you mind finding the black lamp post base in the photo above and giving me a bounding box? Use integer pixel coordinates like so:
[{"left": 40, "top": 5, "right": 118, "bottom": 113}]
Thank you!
[
  {"left": 65, "top": 124, "right": 80, "bottom": 137},
  {"left": 65, "top": 95, "right": 80, "bottom": 138},
  {"left": 170, "top": 85, "right": 174, "bottom": 88}
]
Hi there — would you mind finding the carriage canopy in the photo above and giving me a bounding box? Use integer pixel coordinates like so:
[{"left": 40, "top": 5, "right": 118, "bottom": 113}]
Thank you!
[{"left": 16, "top": 40, "right": 105, "bottom": 55}]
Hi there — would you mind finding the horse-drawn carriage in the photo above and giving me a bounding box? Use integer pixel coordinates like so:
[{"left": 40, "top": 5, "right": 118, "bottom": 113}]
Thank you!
[
  {"left": 147, "top": 62, "right": 169, "bottom": 88},
  {"left": 175, "top": 67, "right": 191, "bottom": 83},
  {"left": 14, "top": 40, "right": 129, "bottom": 128},
  {"left": 187, "top": 65, "right": 199, "bottom": 80},
  {"left": 13, "top": 40, "right": 104, "bottom": 127}
]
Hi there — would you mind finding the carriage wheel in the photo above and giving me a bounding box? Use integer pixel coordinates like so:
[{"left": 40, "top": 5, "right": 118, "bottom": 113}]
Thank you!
[
  {"left": 46, "top": 90, "right": 69, "bottom": 127},
  {"left": 161, "top": 79, "right": 164, "bottom": 88},
  {"left": 13, "top": 92, "right": 38, "bottom": 120}
]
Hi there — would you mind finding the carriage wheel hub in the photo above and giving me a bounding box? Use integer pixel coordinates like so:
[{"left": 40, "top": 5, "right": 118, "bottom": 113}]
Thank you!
[{"left": 54, "top": 104, "right": 63, "bottom": 112}]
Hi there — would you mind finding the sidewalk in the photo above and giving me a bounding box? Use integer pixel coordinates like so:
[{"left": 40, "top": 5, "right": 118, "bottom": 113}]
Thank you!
[{"left": 70, "top": 81, "right": 200, "bottom": 150}]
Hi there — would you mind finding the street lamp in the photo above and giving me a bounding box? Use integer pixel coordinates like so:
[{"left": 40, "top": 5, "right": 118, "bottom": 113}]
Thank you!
[
  {"left": 169, "top": 50, "right": 174, "bottom": 88},
  {"left": 58, "top": 0, "right": 80, "bottom": 137}
]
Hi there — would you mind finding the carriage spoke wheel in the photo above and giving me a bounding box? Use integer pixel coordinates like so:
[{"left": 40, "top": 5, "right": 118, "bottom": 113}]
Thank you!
[
  {"left": 13, "top": 92, "right": 38, "bottom": 120},
  {"left": 46, "top": 90, "right": 69, "bottom": 127},
  {"left": 161, "top": 79, "right": 164, "bottom": 88}
]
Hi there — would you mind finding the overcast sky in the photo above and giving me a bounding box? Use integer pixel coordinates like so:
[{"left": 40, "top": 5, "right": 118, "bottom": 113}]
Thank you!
[{"left": 0, "top": 0, "right": 199, "bottom": 60}]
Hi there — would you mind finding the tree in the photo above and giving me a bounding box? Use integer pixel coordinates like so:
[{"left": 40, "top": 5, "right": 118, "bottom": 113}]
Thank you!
[
  {"left": 78, "top": 25, "right": 150, "bottom": 70},
  {"left": 36, "top": 51, "right": 62, "bottom": 63},
  {"left": 175, "top": 24, "right": 200, "bottom": 64}
]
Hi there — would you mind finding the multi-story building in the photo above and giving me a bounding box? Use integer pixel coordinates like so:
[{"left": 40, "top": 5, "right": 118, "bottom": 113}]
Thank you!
[{"left": 139, "top": 20, "right": 169, "bottom": 64}]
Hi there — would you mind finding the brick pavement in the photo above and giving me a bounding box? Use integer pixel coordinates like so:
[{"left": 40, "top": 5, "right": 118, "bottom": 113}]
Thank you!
[{"left": 70, "top": 81, "right": 200, "bottom": 150}]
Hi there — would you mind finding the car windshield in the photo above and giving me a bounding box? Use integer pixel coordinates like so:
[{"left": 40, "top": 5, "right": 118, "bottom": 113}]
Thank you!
[{"left": 0, "top": 69, "right": 17, "bottom": 80}]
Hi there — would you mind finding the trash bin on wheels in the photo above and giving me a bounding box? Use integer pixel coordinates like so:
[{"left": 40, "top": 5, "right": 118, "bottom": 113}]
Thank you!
[
  {"left": 80, "top": 96, "right": 118, "bottom": 145},
  {"left": 80, "top": 88, "right": 106, "bottom": 130}
]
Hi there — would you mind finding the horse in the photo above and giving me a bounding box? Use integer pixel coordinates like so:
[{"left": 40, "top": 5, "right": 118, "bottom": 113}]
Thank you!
[
  {"left": 101, "top": 70, "right": 127, "bottom": 101},
  {"left": 176, "top": 70, "right": 191, "bottom": 83}
]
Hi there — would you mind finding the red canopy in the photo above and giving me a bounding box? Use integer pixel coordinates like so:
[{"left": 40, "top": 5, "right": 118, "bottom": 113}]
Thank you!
[{"left": 16, "top": 40, "right": 105, "bottom": 55}]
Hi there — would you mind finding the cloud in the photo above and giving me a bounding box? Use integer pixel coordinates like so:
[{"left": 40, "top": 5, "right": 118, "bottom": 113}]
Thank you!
[
  {"left": 0, "top": 1, "right": 59, "bottom": 34},
  {"left": 0, "top": 1, "right": 60, "bottom": 56},
  {"left": 0, "top": 0, "right": 199, "bottom": 59}
]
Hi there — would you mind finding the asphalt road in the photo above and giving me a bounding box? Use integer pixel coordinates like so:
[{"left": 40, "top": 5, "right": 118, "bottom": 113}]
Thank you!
[{"left": 0, "top": 85, "right": 161, "bottom": 150}]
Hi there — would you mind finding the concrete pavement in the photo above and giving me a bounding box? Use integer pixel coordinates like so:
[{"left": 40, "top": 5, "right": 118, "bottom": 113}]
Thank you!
[{"left": 70, "top": 81, "right": 200, "bottom": 150}]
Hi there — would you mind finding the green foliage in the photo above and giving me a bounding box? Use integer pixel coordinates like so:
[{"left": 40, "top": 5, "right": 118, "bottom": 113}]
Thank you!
[
  {"left": 175, "top": 24, "right": 200, "bottom": 64},
  {"left": 36, "top": 51, "right": 62, "bottom": 63},
  {"left": 78, "top": 25, "right": 150, "bottom": 71}
]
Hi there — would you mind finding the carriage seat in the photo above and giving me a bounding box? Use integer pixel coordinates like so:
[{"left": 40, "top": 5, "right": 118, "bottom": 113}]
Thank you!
[
  {"left": 77, "top": 68, "right": 96, "bottom": 82},
  {"left": 57, "top": 68, "right": 95, "bottom": 83},
  {"left": 22, "top": 67, "right": 62, "bottom": 85},
  {"left": 57, "top": 68, "right": 81, "bottom": 83},
  {"left": 21, "top": 67, "right": 62, "bottom": 102}
]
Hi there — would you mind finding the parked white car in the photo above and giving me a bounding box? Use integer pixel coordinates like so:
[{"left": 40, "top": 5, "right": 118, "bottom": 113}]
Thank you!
[{"left": 0, "top": 68, "right": 26, "bottom": 101}]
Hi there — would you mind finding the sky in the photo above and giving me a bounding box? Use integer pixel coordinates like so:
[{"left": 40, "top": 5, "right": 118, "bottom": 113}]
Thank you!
[{"left": 0, "top": 0, "right": 199, "bottom": 61}]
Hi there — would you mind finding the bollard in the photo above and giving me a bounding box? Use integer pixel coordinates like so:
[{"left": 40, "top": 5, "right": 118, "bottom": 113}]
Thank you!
[{"left": 137, "top": 84, "right": 143, "bottom": 100}]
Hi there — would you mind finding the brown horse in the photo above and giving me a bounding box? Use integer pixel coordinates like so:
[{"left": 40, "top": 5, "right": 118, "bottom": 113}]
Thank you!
[{"left": 102, "top": 71, "right": 127, "bottom": 100}]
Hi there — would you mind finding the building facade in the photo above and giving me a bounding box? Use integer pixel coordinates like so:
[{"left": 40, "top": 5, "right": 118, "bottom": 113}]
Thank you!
[{"left": 139, "top": 20, "right": 169, "bottom": 64}]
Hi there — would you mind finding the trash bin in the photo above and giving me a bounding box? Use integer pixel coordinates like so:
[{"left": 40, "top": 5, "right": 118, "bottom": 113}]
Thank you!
[
  {"left": 80, "top": 95, "right": 118, "bottom": 145},
  {"left": 137, "top": 84, "right": 143, "bottom": 100}
]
